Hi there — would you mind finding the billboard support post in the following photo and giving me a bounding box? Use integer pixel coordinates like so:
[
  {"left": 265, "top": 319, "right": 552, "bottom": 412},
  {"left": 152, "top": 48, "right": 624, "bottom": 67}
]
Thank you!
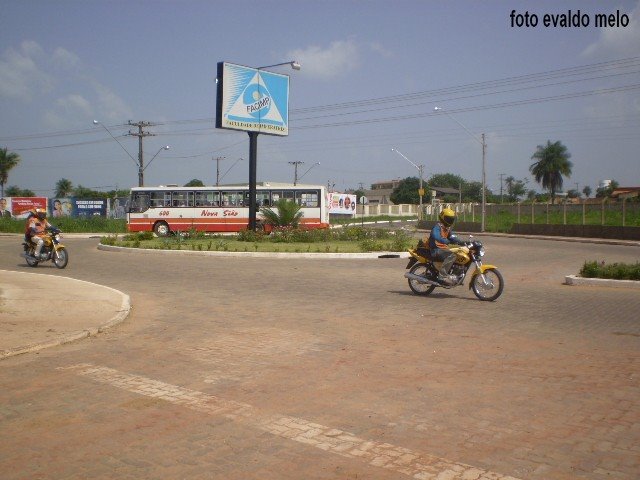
[{"left": 248, "top": 131, "right": 258, "bottom": 231}]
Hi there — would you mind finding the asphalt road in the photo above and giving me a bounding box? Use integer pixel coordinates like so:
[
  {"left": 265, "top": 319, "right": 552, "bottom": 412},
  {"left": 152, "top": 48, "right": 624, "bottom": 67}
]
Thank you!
[{"left": 1, "top": 235, "right": 639, "bottom": 479}]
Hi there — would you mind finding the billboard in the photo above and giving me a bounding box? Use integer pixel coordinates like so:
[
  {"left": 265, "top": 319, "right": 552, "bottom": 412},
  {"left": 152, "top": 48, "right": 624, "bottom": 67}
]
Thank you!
[
  {"left": 329, "top": 193, "right": 357, "bottom": 215},
  {"left": 6, "top": 197, "right": 48, "bottom": 218},
  {"left": 216, "top": 62, "right": 290, "bottom": 136}
]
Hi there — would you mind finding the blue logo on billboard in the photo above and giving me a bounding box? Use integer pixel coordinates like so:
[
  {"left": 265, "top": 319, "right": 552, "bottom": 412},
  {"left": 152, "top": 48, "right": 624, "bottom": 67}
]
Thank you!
[{"left": 244, "top": 84, "right": 271, "bottom": 118}]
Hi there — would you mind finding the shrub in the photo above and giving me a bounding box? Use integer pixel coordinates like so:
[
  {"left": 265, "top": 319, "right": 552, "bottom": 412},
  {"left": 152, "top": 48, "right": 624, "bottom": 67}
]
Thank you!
[{"left": 580, "top": 261, "right": 640, "bottom": 280}]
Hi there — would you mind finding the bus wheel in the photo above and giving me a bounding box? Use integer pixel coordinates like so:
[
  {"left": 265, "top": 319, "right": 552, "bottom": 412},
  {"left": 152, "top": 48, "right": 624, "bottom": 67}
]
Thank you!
[{"left": 153, "top": 221, "right": 170, "bottom": 237}]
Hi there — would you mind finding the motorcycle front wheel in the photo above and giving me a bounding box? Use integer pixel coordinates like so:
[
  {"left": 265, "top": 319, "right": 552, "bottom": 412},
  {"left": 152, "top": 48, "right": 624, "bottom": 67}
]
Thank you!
[
  {"left": 53, "top": 248, "right": 69, "bottom": 269},
  {"left": 471, "top": 268, "right": 504, "bottom": 301},
  {"left": 407, "top": 263, "right": 436, "bottom": 296}
]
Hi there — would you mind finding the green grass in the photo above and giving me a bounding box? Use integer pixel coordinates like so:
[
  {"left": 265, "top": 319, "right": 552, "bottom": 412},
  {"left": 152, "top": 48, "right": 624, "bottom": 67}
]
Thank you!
[{"left": 0, "top": 217, "right": 127, "bottom": 234}]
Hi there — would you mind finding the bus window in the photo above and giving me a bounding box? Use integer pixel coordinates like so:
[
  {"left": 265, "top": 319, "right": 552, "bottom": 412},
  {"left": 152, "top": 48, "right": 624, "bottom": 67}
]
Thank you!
[
  {"left": 129, "top": 192, "right": 150, "bottom": 213},
  {"left": 283, "top": 190, "right": 294, "bottom": 201},
  {"left": 221, "top": 191, "right": 243, "bottom": 207},
  {"left": 296, "top": 190, "right": 319, "bottom": 207},
  {"left": 256, "top": 191, "right": 270, "bottom": 207},
  {"left": 195, "top": 191, "right": 219, "bottom": 206},
  {"left": 271, "top": 191, "right": 282, "bottom": 204},
  {"left": 150, "top": 191, "right": 170, "bottom": 208},
  {"left": 172, "top": 191, "right": 194, "bottom": 207}
]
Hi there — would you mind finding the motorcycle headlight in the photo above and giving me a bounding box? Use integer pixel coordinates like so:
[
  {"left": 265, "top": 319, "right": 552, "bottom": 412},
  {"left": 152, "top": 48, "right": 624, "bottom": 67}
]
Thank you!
[
  {"left": 479, "top": 247, "right": 485, "bottom": 257},
  {"left": 54, "top": 234, "right": 61, "bottom": 241}
]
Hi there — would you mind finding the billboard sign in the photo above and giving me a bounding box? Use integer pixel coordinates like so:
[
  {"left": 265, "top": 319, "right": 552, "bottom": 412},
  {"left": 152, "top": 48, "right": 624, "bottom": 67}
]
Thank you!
[
  {"left": 328, "top": 193, "right": 357, "bottom": 215},
  {"left": 8, "top": 197, "right": 48, "bottom": 218},
  {"left": 216, "top": 62, "right": 290, "bottom": 136},
  {"left": 73, "top": 198, "right": 107, "bottom": 217}
]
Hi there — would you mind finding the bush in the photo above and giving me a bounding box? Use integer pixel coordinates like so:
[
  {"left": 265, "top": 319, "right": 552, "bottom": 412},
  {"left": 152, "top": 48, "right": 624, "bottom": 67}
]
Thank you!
[{"left": 580, "top": 261, "right": 640, "bottom": 280}]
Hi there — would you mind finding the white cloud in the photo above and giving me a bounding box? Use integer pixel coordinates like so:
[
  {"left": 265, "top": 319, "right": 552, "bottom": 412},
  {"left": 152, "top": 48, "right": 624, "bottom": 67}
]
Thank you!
[
  {"left": 52, "top": 47, "right": 81, "bottom": 70},
  {"left": 582, "top": 2, "right": 640, "bottom": 57},
  {"left": 287, "top": 38, "right": 361, "bottom": 80},
  {"left": 93, "top": 81, "right": 133, "bottom": 121},
  {"left": 0, "top": 41, "right": 54, "bottom": 100},
  {"left": 56, "top": 94, "right": 93, "bottom": 116}
]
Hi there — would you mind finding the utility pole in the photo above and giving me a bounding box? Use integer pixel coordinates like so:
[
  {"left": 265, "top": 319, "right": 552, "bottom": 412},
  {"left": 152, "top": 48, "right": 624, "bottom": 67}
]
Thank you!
[
  {"left": 499, "top": 173, "right": 506, "bottom": 203},
  {"left": 215, "top": 156, "right": 225, "bottom": 186},
  {"left": 289, "top": 161, "right": 303, "bottom": 185},
  {"left": 481, "top": 133, "right": 486, "bottom": 232},
  {"left": 127, "top": 121, "right": 155, "bottom": 187}
]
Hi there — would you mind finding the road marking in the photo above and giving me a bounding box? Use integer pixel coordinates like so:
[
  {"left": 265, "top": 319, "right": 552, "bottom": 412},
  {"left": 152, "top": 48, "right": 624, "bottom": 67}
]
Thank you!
[{"left": 60, "top": 363, "right": 521, "bottom": 480}]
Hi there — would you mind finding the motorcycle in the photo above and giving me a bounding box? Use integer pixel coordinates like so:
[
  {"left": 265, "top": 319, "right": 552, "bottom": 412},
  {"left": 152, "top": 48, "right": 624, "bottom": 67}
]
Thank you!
[
  {"left": 21, "top": 226, "right": 69, "bottom": 269},
  {"left": 404, "top": 236, "right": 504, "bottom": 301}
]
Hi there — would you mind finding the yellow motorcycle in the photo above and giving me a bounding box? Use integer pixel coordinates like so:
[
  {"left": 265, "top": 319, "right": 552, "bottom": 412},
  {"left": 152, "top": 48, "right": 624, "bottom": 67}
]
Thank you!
[
  {"left": 22, "top": 226, "right": 69, "bottom": 269},
  {"left": 404, "top": 236, "right": 503, "bottom": 301}
]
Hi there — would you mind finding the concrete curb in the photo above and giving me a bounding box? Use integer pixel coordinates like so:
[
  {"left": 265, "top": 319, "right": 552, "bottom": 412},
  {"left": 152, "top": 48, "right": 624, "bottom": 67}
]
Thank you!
[
  {"left": 97, "top": 243, "right": 408, "bottom": 259},
  {"left": 564, "top": 275, "right": 640, "bottom": 289},
  {"left": 0, "top": 272, "right": 131, "bottom": 360}
]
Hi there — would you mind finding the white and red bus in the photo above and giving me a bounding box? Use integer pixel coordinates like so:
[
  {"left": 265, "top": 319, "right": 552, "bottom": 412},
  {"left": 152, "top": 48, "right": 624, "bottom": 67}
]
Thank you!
[{"left": 126, "top": 182, "right": 329, "bottom": 236}]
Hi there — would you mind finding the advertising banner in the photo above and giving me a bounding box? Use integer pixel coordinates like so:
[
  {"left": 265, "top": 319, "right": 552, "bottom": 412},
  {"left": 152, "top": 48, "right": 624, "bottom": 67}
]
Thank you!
[
  {"left": 73, "top": 198, "right": 107, "bottom": 217},
  {"left": 328, "top": 193, "right": 357, "bottom": 215},
  {"left": 50, "top": 198, "right": 74, "bottom": 218},
  {"left": 216, "top": 62, "right": 290, "bottom": 136},
  {"left": 0, "top": 196, "right": 11, "bottom": 218},
  {"left": 8, "top": 197, "right": 47, "bottom": 218}
]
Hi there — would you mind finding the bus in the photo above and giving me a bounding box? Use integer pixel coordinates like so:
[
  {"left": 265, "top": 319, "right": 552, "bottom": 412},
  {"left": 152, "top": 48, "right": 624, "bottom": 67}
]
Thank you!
[{"left": 126, "top": 182, "right": 329, "bottom": 236}]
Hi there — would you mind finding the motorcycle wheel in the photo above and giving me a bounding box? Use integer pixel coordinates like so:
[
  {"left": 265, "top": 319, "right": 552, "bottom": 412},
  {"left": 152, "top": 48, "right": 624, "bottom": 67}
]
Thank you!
[
  {"left": 471, "top": 268, "right": 504, "bottom": 301},
  {"left": 407, "top": 263, "right": 436, "bottom": 296},
  {"left": 53, "top": 248, "right": 69, "bottom": 269},
  {"left": 25, "top": 255, "right": 39, "bottom": 267}
]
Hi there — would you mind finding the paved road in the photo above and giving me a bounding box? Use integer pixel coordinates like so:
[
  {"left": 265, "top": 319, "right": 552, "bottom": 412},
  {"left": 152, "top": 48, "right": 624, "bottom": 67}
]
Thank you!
[{"left": 1, "top": 235, "right": 639, "bottom": 479}]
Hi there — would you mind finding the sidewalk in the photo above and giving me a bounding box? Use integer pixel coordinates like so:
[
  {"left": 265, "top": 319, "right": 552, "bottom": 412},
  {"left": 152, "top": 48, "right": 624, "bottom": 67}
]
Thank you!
[{"left": 0, "top": 269, "right": 130, "bottom": 359}]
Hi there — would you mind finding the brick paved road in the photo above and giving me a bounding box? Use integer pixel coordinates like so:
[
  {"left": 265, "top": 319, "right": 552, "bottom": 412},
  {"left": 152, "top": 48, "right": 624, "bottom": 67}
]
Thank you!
[{"left": 0, "top": 235, "right": 639, "bottom": 479}]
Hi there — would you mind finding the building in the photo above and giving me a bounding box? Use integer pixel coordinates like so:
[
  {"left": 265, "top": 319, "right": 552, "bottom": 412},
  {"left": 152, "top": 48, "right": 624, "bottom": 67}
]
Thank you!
[{"left": 362, "top": 179, "right": 460, "bottom": 205}]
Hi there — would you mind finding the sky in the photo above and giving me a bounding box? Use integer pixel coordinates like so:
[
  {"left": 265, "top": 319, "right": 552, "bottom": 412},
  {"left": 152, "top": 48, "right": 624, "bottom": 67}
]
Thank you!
[{"left": 1, "top": 0, "right": 639, "bottom": 197}]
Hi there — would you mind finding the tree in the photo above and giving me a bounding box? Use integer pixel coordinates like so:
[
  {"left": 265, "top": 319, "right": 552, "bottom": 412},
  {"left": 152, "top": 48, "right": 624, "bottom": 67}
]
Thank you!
[
  {"left": 260, "top": 199, "right": 303, "bottom": 228},
  {"left": 5, "top": 186, "right": 35, "bottom": 197},
  {"left": 390, "top": 177, "right": 420, "bottom": 204},
  {"left": 504, "top": 176, "right": 527, "bottom": 202},
  {"left": 0, "top": 148, "right": 21, "bottom": 198},
  {"left": 596, "top": 179, "right": 619, "bottom": 198},
  {"left": 582, "top": 186, "right": 592, "bottom": 198},
  {"left": 529, "top": 140, "right": 573, "bottom": 204},
  {"left": 184, "top": 179, "right": 204, "bottom": 187},
  {"left": 55, "top": 178, "right": 73, "bottom": 197}
]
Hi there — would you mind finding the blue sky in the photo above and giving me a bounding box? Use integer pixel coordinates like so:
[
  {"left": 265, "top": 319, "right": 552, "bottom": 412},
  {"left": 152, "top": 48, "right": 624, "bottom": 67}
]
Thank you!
[{"left": 1, "top": 0, "right": 639, "bottom": 196}]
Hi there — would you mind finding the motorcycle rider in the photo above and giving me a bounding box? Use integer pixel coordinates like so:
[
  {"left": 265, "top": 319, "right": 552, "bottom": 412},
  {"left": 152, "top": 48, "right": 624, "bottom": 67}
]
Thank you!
[
  {"left": 428, "top": 207, "right": 461, "bottom": 285},
  {"left": 26, "top": 208, "right": 52, "bottom": 259}
]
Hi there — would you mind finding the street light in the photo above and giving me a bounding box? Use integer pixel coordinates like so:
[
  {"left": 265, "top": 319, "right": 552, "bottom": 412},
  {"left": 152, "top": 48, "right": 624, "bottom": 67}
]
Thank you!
[
  {"left": 143, "top": 145, "right": 170, "bottom": 172},
  {"left": 218, "top": 158, "right": 244, "bottom": 185},
  {"left": 92, "top": 120, "right": 137, "bottom": 167},
  {"left": 297, "top": 162, "right": 320, "bottom": 184},
  {"left": 433, "top": 107, "right": 487, "bottom": 232},
  {"left": 391, "top": 148, "right": 424, "bottom": 219},
  {"left": 258, "top": 60, "right": 301, "bottom": 71}
]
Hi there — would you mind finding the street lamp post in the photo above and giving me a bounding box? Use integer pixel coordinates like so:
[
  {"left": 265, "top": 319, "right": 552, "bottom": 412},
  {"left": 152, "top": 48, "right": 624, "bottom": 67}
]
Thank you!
[
  {"left": 93, "top": 120, "right": 137, "bottom": 167},
  {"left": 144, "top": 145, "right": 171, "bottom": 173},
  {"left": 297, "top": 162, "right": 320, "bottom": 185},
  {"left": 391, "top": 148, "right": 424, "bottom": 219},
  {"left": 433, "top": 107, "right": 487, "bottom": 232}
]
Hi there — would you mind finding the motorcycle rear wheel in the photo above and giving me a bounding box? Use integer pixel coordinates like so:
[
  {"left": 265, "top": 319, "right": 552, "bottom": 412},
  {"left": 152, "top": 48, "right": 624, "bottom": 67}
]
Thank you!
[
  {"left": 25, "top": 255, "right": 39, "bottom": 267},
  {"left": 471, "top": 268, "right": 504, "bottom": 301},
  {"left": 407, "top": 263, "right": 436, "bottom": 296},
  {"left": 53, "top": 248, "right": 69, "bottom": 269}
]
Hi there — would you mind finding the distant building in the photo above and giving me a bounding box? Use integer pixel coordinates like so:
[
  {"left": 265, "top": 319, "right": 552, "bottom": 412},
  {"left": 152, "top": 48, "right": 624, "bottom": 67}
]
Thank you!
[{"left": 362, "top": 179, "right": 460, "bottom": 205}]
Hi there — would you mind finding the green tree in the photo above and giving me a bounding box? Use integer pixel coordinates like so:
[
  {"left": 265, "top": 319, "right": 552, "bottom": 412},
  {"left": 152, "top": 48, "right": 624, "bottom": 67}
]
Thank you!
[
  {"left": 73, "top": 185, "right": 108, "bottom": 199},
  {"left": 5, "top": 186, "right": 35, "bottom": 197},
  {"left": 529, "top": 140, "right": 573, "bottom": 204},
  {"left": 184, "top": 179, "right": 204, "bottom": 187},
  {"left": 504, "top": 176, "right": 527, "bottom": 202},
  {"left": 260, "top": 199, "right": 303, "bottom": 228},
  {"left": 582, "top": 185, "right": 592, "bottom": 198},
  {"left": 390, "top": 177, "right": 420, "bottom": 204},
  {"left": 0, "top": 148, "right": 21, "bottom": 198},
  {"left": 596, "top": 180, "right": 619, "bottom": 198},
  {"left": 55, "top": 178, "right": 73, "bottom": 197}
]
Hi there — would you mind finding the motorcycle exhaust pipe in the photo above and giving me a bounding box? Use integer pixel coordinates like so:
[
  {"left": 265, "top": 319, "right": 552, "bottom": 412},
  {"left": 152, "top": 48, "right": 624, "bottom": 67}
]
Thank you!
[{"left": 404, "top": 272, "right": 440, "bottom": 286}]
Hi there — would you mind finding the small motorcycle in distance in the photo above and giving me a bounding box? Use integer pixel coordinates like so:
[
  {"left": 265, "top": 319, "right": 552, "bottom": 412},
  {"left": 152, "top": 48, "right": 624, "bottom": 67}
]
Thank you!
[
  {"left": 404, "top": 236, "right": 504, "bottom": 301},
  {"left": 21, "top": 227, "right": 69, "bottom": 269}
]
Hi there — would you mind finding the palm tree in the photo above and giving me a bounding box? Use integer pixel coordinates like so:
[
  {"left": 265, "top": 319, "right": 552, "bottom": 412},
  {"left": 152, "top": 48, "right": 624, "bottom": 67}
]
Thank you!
[
  {"left": 0, "top": 148, "right": 21, "bottom": 198},
  {"left": 55, "top": 178, "right": 74, "bottom": 197},
  {"left": 260, "top": 198, "right": 303, "bottom": 228},
  {"left": 529, "top": 140, "right": 573, "bottom": 204}
]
